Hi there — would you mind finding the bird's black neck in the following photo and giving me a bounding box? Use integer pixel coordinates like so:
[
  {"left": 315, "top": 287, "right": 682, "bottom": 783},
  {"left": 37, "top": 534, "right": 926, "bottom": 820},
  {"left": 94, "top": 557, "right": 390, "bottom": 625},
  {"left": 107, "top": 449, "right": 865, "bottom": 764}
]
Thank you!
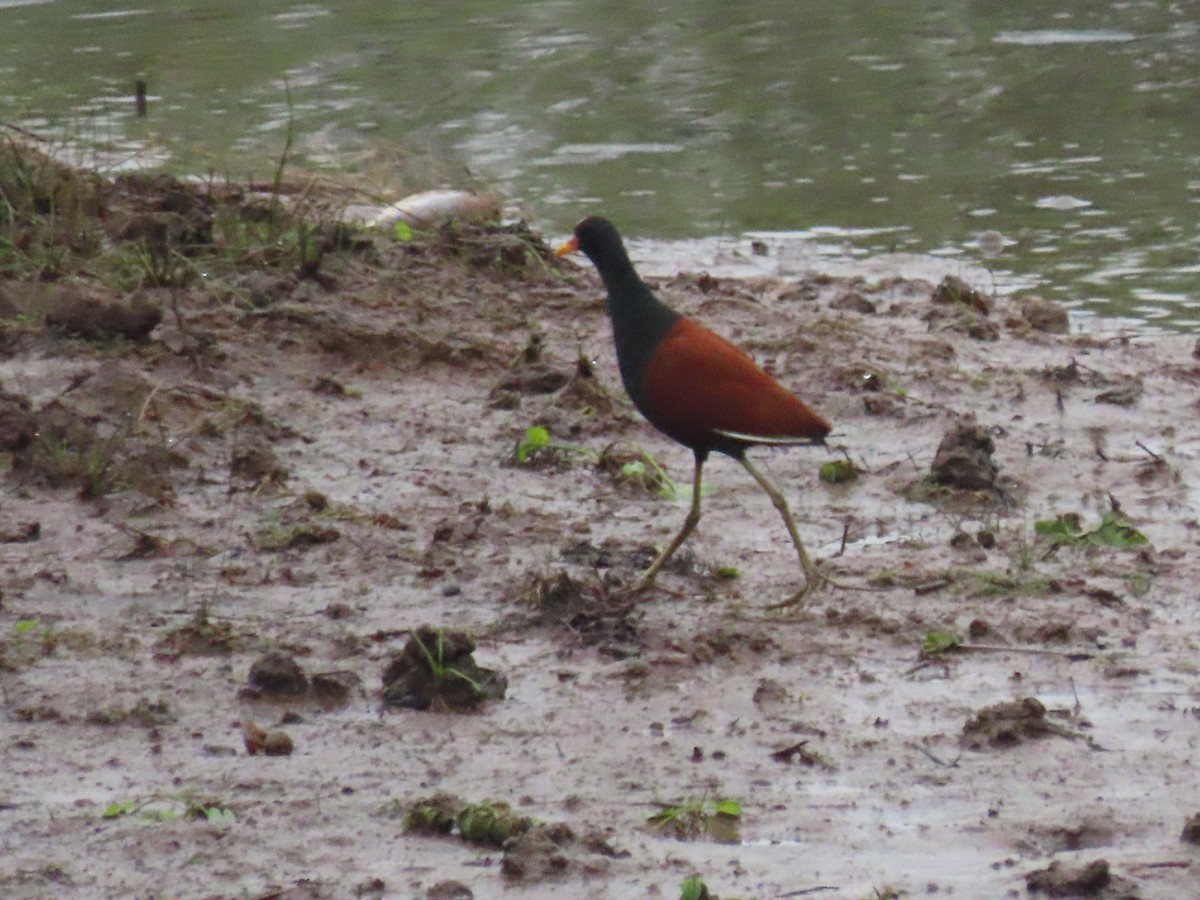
[{"left": 601, "top": 268, "right": 680, "bottom": 402}]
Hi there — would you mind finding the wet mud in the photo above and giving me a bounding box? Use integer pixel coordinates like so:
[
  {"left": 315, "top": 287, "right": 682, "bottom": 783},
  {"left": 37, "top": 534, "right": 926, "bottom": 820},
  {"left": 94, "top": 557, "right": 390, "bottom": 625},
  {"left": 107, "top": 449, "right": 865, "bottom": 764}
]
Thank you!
[{"left": 1, "top": 147, "right": 1199, "bottom": 898}]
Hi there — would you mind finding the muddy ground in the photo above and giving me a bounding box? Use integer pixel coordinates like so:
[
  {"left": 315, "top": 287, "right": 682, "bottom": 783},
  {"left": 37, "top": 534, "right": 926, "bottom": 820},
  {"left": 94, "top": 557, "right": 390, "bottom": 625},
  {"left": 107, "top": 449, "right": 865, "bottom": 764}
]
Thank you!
[{"left": 1, "top": 150, "right": 1199, "bottom": 899}]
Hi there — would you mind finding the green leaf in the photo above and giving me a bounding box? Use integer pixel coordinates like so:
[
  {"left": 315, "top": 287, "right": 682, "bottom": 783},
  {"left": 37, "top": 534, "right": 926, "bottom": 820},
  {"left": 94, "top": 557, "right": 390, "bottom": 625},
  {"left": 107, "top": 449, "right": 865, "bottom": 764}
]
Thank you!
[
  {"left": 1089, "top": 513, "right": 1147, "bottom": 548},
  {"left": 714, "top": 566, "right": 740, "bottom": 580},
  {"left": 1034, "top": 512, "right": 1147, "bottom": 548},
  {"left": 922, "top": 631, "right": 961, "bottom": 655},
  {"left": 680, "top": 875, "right": 709, "bottom": 900},
  {"left": 819, "top": 459, "right": 857, "bottom": 485},
  {"left": 392, "top": 219, "right": 413, "bottom": 242},
  {"left": 102, "top": 801, "right": 134, "bottom": 819},
  {"left": 14, "top": 619, "right": 39, "bottom": 635},
  {"left": 711, "top": 799, "right": 741, "bottom": 818},
  {"left": 516, "top": 425, "right": 550, "bottom": 462},
  {"left": 1034, "top": 513, "right": 1083, "bottom": 542},
  {"left": 204, "top": 807, "right": 236, "bottom": 823},
  {"left": 620, "top": 460, "right": 646, "bottom": 479}
]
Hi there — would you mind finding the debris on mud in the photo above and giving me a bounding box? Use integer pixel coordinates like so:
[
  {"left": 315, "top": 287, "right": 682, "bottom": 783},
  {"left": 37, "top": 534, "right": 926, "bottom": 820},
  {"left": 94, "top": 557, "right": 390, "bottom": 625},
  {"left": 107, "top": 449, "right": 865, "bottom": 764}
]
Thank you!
[
  {"left": 381, "top": 627, "right": 506, "bottom": 711},
  {"left": 44, "top": 289, "right": 162, "bottom": 342},
  {"left": 929, "top": 420, "right": 1000, "bottom": 491},
  {"left": 502, "top": 823, "right": 620, "bottom": 883},
  {"left": 425, "top": 880, "right": 474, "bottom": 900},
  {"left": 310, "top": 670, "right": 360, "bottom": 710},
  {"left": 1018, "top": 297, "right": 1070, "bottom": 334},
  {"left": 932, "top": 274, "right": 991, "bottom": 316},
  {"left": 242, "top": 720, "right": 295, "bottom": 757},
  {"left": 0, "top": 519, "right": 39, "bottom": 542},
  {"left": 960, "top": 697, "right": 1076, "bottom": 750},
  {"left": 769, "top": 740, "right": 833, "bottom": 769},
  {"left": 400, "top": 792, "right": 462, "bottom": 837},
  {"left": 519, "top": 570, "right": 640, "bottom": 657},
  {"left": 646, "top": 798, "right": 742, "bottom": 844},
  {"left": 456, "top": 800, "right": 535, "bottom": 848},
  {"left": 1093, "top": 377, "right": 1143, "bottom": 407},
  {"left": 157, "top": 609, "right": 242, "bottom": 657},
  {"left": 594, "top": 442, "right": 677, "bottom": 497},
  {"left": 244, "top": 651, "right": 310, "bottom": 699},
  {"left": 1181, "top": 813, "right": 1200, "bottom": 844},
  {"left": 1024, "top": 858, "right": 1125, "bottom": 897},
  {"left": 397, "top": 794, "right": 616, "bottom": 885},
  {"left": 231, "top": 435, "right": 289, "bottom": 485},
  {"left": 252, "top": 521, "right": 340, "bottom": 552},
  {"left": 0, "top": 388, "right": 36, "bottom": 450},
  {"left": 927, "top": 275, "right": 997, "bottom": 340}
]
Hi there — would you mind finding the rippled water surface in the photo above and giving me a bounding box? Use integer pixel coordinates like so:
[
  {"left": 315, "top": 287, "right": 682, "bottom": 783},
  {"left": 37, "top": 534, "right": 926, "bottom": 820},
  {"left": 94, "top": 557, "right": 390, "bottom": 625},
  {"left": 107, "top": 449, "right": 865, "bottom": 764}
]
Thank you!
[{"left": 1, "top": 1, "right": 1197, "bottom": 325}]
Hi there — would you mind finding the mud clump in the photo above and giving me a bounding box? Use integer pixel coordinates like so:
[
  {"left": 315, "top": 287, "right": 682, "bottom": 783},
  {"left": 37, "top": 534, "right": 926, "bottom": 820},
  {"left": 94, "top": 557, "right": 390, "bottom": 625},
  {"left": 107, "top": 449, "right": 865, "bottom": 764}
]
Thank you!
[
  {"left": 381, "top": 627, "right": 507, "bottom": 711},
  {"left": 927, "top": 275, "right": 998, "bottom": 340},
  {"left": 242, "top": 720, "right": 295, "bottom": 757},
  {"left": 1181, "top": 813, "right": 1200, "bottom": 844},
  {"left": 502, "top": 823, "right": 618, "bottom": 883},
  {"left": 403, "top": 792, "right": 465, "bottom": 837},
  {"left": 1019, "top": 297, "right": 1070, "bottom": 334},
  {"left": 931, "top": 421, "right": 999, "bottom": 490},
  {"left": 457, "top": 800, "right": 534, "bottom": 848},
  {"left": 111, "top": 171, "right": 214, "bottom": 250},
  {"left": 230, "top": 435, "right": 289, "bottom": 484},
  {"left": 310, "top": 671, "right": 360, "bottom": 710},
  {"left": 960, "top": 697, "right": 1062, "bottom": 750},
  {"left": 426, "top": 881, "right": 473, "bottom": 900},
  {"left": 44, "top": 289, "right": 162, "bottom": 341},
  {"left": 932, "top": 274, "right": 991, "bottom": 316},
  {"left": 523, "top": 570, "right": 640, "bottom": 657},
  {"left": 1024, "top": 859, "right": 1112, "bottom": 896},
  {"left": 0, "top": 389, "right": 36, "bottom": 451},
  {"left": 0, "top": 519, "right": 39, "bottom": 543},
  {"left": 245, "top": 651, "right": 310, "bottom": 699}
]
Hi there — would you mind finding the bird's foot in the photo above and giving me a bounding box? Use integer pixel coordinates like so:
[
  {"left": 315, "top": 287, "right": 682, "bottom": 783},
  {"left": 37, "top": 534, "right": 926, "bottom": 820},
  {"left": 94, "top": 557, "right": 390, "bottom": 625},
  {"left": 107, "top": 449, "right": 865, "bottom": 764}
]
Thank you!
[{"left": 766, "top": 563, "right": 859, "bottom": 610}]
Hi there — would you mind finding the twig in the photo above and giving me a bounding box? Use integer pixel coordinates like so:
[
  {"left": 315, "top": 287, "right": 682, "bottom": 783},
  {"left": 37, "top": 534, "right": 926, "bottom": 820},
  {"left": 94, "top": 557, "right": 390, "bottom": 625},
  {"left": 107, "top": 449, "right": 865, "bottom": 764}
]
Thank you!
[
  {"left": 916, "top": 745, "right": 960, "bottom": 768},
  {"left": 1135, "top": 441, "right": 1162, "bottom": 462},
  {"left": 137, "top": 378, "right": 166, "bottom": 425},
  {"left": 958, "top": 643, "right": 1095, "bottom": 661}
]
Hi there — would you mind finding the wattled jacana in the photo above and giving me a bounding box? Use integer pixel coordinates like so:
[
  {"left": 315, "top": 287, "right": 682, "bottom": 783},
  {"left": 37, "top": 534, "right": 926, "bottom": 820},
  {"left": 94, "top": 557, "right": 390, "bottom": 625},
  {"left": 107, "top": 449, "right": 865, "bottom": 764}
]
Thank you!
[{"left": 557, "top": 216, "right": 832, "bottom": 606}]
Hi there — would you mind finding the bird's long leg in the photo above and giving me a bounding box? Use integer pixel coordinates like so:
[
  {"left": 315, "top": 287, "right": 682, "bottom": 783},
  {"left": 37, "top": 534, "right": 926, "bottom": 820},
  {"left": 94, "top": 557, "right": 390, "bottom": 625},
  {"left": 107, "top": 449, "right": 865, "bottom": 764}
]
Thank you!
[
  {"left": 639, "top": 453, "right": 704, "bottom": 589},
  {"left": 738, "top": 454, "right": 824, "bottom": 607}
]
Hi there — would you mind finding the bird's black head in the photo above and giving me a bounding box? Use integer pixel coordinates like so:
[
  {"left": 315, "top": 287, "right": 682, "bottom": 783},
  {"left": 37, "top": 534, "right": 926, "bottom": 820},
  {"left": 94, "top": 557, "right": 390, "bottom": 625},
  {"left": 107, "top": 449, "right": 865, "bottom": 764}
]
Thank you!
[{"left": 557, "top": 216, "right": 632, "bottom": 274}]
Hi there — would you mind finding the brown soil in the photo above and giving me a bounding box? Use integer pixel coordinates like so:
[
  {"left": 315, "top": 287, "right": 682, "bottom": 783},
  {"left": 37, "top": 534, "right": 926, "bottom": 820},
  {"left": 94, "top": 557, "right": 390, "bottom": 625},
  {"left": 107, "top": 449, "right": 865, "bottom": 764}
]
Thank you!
[{"left": 1, "top": 146, "right": 1198, "bottom": 898}]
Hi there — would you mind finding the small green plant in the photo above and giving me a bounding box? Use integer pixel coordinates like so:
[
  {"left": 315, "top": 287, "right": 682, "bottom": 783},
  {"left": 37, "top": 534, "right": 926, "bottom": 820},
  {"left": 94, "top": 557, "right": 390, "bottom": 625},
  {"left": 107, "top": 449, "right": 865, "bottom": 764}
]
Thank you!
[
  {"left": 1034, "top": 512, "right": 1147, "bottom": 548},
  {"left": 102, "top": 793, "right": 234, "bottom": 823},
  {"left": 619, "top": 455, "right": 680, "bottom": 499},
  {"left": 819, "top": 459, "right": 857, "bottom": 485},
  {"left": 515, "top": 425, "right": 550, "bottom": 463},
  {"left": 393, "top": 219, "right": 413, "bottom": 242},
  {"left": 921, "top": 630, "right": 962, "bottom": 656},
  {"left": 455, "top": 800, "right": 533, "bottom": 847},
  {"left": 8, "top": 618, "right": 59, "bottom": 663},
  {"left": 647, "top": 797, "right": 741, "bottom": 843},
  {"left": 513, "top": 425, "right": 589, "bottom": 468},
  {"left": 713, "top": 565, "right": 740, "bottom": 580},
  {"left": 401, "top": 794, "right": 458, "bottom": 835},
  {"left": 1127, "top": 572, "right": 1152, "bottom": 598},
  {"left": 411, "top": 629, "right": 482, "bottom": 694},
  {"left": 680, "top": 875, "right": 713, "bottom": 900}
]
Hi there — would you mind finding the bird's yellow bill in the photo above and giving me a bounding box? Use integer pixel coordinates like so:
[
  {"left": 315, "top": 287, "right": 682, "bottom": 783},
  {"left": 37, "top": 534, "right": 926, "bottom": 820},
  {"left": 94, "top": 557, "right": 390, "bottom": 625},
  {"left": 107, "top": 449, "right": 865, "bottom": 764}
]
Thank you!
[{"left": 555, "top": 235, "right": 579, "bottom": 256}]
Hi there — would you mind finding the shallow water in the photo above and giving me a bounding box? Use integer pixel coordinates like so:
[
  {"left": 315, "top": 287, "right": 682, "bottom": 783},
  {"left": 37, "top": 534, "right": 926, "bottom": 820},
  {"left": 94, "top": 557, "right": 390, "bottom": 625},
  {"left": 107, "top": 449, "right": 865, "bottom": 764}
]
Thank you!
[{"left": 1, "top": 0, "right": 1197, "bottom": 324}]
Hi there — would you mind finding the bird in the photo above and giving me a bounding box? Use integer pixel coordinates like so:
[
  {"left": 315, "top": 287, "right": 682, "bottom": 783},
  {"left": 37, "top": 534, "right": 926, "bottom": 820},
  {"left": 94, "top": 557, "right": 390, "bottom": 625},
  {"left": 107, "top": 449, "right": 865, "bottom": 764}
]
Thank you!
[{"left": 556, "top": 215, "right": 833, "bottom": 606}]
